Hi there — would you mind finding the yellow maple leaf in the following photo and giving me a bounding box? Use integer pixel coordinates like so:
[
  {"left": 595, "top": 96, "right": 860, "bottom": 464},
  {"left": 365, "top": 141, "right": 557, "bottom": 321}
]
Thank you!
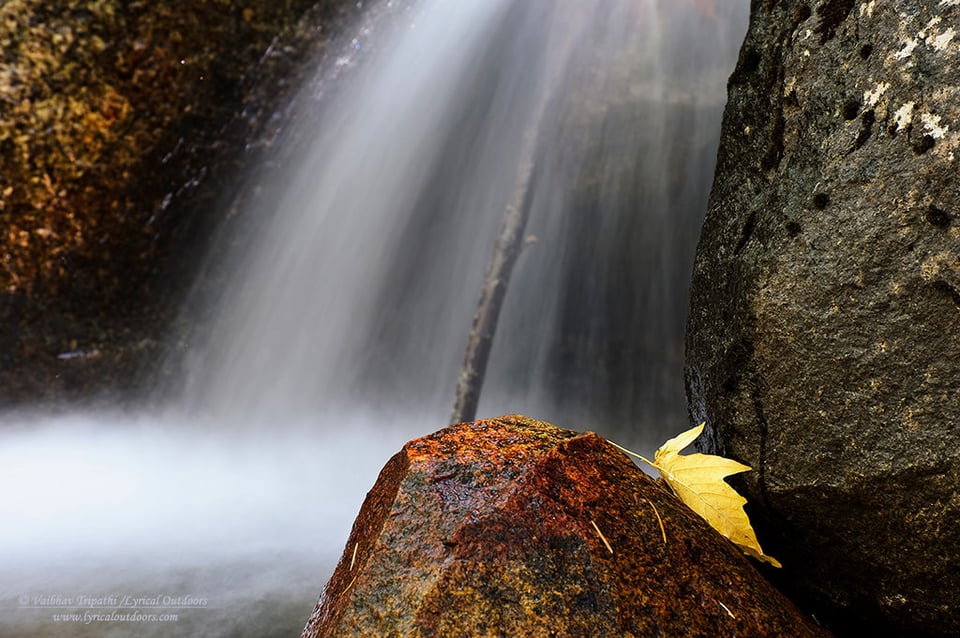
[{"left": 613, "top": 424, "right": 781, "bottom": 568}]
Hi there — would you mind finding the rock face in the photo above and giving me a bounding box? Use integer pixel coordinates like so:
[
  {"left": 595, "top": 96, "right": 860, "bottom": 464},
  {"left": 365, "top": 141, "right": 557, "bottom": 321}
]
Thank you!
[
  {"left": 685, "top": 2, "right": 960, "bottom": 636},
  {"left": 302, "top": 415, "right": 828, "bottom": 638},
  {"left": 0, "top": 0, "right": 364, "bottom": 404}
]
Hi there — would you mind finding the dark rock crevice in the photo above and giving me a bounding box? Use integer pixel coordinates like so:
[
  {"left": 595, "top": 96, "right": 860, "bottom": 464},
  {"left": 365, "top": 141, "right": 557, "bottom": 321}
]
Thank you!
[{"left": 814, "top": 0, "right": 856, "bottom": 44}]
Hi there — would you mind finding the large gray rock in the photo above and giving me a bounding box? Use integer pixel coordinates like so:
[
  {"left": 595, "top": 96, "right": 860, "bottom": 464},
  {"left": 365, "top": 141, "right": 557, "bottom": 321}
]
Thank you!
[{"left": 685, "top": 1, "right": 960, "bottom": 637}]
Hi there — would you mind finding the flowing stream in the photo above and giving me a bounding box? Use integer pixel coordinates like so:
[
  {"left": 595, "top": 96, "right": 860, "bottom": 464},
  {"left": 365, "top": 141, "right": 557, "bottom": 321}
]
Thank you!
[{"left": 1, "top": 1, "right": 748, "bottom": 636}]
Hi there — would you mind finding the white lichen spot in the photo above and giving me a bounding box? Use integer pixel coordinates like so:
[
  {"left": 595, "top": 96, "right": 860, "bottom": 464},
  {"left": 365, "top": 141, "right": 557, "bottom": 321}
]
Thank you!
[
  {"left": 920, "top": 112, "right": 949, "bottom": 139},
  {"left": 893, "top": 38, "right": 919, "bottom": 59},
  {"left": 863, "top": 82, "right": 890, "bottom": 106},
  {"left": 893, "top": 102, "right": 915, "bottom": 132},
  {"left": 860, "top": 1, "right": 876, "bottom": 18},
  {"left": 744, "top": 126, "right": 751, "bottom": 135},
  {"left": 929, "top": 27, "right": 956, "bottom": 51},
  {"left": 940, "top": 0, "right": 960, "bottom": 7},
  {"left": 803, "top": 49, "right": 811, "bottom": 57}
]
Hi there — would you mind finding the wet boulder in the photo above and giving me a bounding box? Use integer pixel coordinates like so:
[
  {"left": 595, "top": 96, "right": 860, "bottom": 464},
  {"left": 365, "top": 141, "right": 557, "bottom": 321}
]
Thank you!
[
  {"left": 302, "top": 415, "right": 828, "bottom": 637},
  {"left": 685, "top": 1, "right": 960, "bottom": 636}
]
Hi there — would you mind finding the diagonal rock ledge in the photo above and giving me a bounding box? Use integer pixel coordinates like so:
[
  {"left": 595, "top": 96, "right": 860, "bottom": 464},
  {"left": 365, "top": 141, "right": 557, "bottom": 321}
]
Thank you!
[{"left": 302, "top": 415, "right": 828, "bottom": 637}]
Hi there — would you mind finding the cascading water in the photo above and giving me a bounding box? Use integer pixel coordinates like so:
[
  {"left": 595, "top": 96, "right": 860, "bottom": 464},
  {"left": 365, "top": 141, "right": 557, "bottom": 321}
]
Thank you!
[
  {"left": 182, "top": 0, "right": 546, "bottom": 425},
  {"left": 182, "top": 0, "right": 748, "bottom": 438},
  {"left": 0, "top": 1, "right": 748, "bottom": 636}
]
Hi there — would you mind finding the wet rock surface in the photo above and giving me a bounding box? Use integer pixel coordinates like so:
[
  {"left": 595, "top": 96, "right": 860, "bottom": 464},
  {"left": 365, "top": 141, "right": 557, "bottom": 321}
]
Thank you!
[
  {"left": 685, "top": 1, "right": 960, "bottom": 636},
  {"left": 302, "top": 415, "right": 828, "bottom": 638},
  {"left": 0, "top": 0, "right": 365, "bottom": 405}
]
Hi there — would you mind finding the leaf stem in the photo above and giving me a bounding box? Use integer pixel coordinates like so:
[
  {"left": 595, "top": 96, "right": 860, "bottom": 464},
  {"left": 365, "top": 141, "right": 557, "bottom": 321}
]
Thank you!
[{"left": 607, "top": 439, "right": 657, "bottom": 470}]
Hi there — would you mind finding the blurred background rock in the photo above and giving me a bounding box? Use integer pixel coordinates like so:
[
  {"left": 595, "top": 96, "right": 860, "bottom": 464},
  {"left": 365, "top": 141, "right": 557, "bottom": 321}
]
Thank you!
[{"left": 0, "top": 0, "right": 364, "bottom": 406}]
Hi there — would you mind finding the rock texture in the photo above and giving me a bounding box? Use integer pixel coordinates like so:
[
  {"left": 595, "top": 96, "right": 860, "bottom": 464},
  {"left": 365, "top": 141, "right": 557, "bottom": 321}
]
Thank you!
[
  {"left": 0, "top": 0, "right": 365, "bottom": 404},
  {"left": 685, "top": 2, "right": 960, "bottom": 636},
  {"left": 302, "top": 415, "right": 828, "bottom": 638}
]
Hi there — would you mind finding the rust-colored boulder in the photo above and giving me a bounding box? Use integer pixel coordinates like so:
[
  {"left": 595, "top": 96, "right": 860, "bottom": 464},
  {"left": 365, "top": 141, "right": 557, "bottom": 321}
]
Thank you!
[{"left": 302, "top": 415, "right": 829, "bottom": 637}]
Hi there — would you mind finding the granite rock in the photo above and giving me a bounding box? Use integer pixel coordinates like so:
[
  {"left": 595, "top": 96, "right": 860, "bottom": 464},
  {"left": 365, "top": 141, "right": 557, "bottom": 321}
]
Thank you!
[{"left": 685, "top": 2, "right": 960, "bottom": 635}]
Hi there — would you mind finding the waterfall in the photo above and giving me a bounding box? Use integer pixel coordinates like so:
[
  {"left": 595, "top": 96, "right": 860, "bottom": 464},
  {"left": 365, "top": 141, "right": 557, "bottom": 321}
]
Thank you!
[
  {"left": 0, "top": 2, "right": 749, "bottom": 636},
  {"left": 181, "top": 0, "right": 532, "bottom": 424},
  {"left": 179, "top": 0, "right": 748, "bottom": 440}
]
